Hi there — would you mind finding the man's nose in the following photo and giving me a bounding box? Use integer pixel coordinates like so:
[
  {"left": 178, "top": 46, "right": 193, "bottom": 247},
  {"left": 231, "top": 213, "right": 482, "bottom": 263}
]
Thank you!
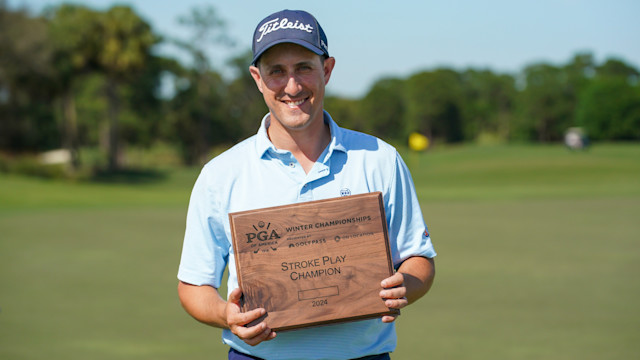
[{"left": 284, "top": 74, "right": 303, "bottom": 95}]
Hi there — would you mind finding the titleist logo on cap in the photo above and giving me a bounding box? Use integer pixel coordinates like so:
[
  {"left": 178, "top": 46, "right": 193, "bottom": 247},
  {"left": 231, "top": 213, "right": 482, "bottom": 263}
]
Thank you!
[
  {"left": 251, "top": 10, "right": 328, "bottom": 65},
  {"left": 256, "top": 18, "right": 314, "bottom": 42}
]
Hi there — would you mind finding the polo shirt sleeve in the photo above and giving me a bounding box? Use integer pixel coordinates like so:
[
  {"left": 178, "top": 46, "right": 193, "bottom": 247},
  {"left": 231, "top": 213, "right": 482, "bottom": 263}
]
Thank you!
[
  {"left": 177, "top": 167, "right": 229, "bottom": 288},
  {"left": 386, "top": 151, "right": 437, "bottom": 268}
]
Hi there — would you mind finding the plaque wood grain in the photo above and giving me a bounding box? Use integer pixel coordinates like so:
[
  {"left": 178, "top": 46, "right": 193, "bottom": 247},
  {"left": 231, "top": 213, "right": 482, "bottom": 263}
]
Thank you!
[{"left": 229, "top": 192, "right": 399, "bottom": 332}]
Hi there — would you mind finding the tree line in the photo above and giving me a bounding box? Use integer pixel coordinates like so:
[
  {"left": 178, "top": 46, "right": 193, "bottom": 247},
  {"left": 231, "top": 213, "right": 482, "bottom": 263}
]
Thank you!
[{"left": 1, "top": 2, "right": 639, "bottom": 172}]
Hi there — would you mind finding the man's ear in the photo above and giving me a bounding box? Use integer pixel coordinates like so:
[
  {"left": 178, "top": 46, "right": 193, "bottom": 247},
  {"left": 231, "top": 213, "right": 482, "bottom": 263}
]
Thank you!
[
  {"left": 323, "top": 57, "right": 336, "bottom": 86},
  {"left": 249, "top": 65, "right": 264, "bottom": 93}
]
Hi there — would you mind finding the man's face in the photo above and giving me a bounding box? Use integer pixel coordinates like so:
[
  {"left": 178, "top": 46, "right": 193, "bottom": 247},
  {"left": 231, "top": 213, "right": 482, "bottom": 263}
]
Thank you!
[{"left": 250, "top": 43, "right": 335, "bottom": 133}]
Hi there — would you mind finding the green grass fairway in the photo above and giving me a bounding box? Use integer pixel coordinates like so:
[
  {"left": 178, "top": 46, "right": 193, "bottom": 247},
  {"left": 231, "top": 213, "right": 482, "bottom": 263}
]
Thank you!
[{"left": 1, "top": 144, "right": 639, "bottom": 359}]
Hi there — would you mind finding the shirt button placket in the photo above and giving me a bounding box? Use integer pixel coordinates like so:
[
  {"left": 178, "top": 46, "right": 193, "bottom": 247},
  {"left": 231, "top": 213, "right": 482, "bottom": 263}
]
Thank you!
[{"left": 299, "top": 183, "right": 313, "bottom": 201}]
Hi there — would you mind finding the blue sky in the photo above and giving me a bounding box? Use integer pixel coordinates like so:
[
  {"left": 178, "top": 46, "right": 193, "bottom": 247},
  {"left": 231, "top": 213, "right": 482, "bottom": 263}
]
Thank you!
[{"left": 8, "top": 0, "right": 640, "bottom": 97}]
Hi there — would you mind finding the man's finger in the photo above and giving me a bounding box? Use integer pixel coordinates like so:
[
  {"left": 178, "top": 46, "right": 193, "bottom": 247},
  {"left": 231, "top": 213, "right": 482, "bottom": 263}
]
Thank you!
[
  {"left": 228, "top": 287, "right": 243, "bottom": 304},
  {"left": 381, "top": 272, "right": 404, "bottom": 288},
  {"left": 229, "top": 307, "right": 266, "bottom": 327},
  {"left": 384, "top": 297, "right": 408, "bottom": 309},
  {"left": 232, "top": 321, "right": 269, "bottom": 340},
  {"left": 381, "top": 314, "right": 398, "bottom": 323},
  {"left": 231, "top": 322, "right": 277, "bottom": 346},
  {"left": 379, "top": 286, "right": 407, "bottom": 300}
]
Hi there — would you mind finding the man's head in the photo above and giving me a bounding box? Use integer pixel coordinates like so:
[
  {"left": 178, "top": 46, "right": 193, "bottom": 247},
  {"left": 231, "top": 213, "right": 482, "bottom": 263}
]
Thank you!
[
  {"left": 249, "top": 10, "right": 335, "bottom": 134},
  {"left": 251, "top": 9, "right": 329, "bottom": 67}
]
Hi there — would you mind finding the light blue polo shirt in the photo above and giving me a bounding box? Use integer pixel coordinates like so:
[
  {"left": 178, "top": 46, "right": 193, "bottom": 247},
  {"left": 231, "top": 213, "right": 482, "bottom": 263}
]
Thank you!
[{"left": 178, "top": 111, "right": 436, "bottom": 360}]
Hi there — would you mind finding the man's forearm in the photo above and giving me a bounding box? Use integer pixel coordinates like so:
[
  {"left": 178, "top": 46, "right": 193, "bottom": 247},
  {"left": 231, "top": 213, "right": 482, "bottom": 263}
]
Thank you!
[
  {"left": 178, "top": 281, "right": 229, "bottom": 328},
  {"left": 397, "top": 256, "right": 435, "bottom": 304}
]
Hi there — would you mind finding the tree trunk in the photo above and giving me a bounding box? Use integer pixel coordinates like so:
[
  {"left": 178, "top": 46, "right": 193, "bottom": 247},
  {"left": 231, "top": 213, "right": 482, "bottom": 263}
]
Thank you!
[
  {"left": 61, "top": 89, "right": 80, "bottom": 170},
  {"left": 197, "top": 74, "right": 212, "bottom": 165},
  {"left": 106, "top": 77, "right": 121, "bottom": 171}
]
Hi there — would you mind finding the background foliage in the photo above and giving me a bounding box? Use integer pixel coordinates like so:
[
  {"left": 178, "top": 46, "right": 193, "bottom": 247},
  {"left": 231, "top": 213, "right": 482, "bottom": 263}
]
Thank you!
[{"left": 1, "top": 2, "right": 639, "bottom": 177}]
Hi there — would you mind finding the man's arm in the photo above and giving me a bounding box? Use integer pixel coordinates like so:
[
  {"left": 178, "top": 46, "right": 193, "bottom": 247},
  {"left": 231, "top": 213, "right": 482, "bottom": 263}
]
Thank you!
[
  {"left": 379, "top": 256, "right": 436, "bottom": 323},
  {"left": 177, "top": 281, "right": 276, "bottom": 345}
]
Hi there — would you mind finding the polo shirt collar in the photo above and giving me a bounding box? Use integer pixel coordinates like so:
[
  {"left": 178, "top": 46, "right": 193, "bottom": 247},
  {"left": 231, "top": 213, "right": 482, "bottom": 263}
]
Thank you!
[
  {"left": 255, "top": 110, "right": 348, "bottom": 159},
  {"left": 255, "top": 113, "right": 275, "bottom": 157}
]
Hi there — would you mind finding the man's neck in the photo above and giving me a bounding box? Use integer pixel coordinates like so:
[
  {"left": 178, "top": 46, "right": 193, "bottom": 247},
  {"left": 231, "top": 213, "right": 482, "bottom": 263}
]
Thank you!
[{"left": 266, "top": 114, "right": 331, "bottom": 174}]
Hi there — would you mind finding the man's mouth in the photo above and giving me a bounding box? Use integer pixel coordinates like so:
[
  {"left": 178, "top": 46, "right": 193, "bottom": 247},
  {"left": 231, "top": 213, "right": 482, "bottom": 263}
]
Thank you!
[{"left": 283, "top": 98, "right": 307, "bottom": 108}]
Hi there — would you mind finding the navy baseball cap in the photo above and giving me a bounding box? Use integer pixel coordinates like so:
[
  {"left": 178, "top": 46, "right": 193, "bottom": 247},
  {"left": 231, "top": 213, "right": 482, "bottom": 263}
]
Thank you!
[{"left": 251, "top": 9, "right": 329, "bottom": 65}]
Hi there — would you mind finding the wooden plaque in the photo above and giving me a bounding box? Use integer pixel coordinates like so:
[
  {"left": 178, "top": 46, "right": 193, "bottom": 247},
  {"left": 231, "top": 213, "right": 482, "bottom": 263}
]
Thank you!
[{"left": 229, "top": 192, "right": 399, "bottom": 332}]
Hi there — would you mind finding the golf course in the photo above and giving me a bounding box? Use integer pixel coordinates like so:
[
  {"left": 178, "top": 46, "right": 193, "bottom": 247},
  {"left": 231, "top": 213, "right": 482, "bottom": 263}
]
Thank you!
[{"left": 1, "top": 143, "right": 638, "bottom": 359}]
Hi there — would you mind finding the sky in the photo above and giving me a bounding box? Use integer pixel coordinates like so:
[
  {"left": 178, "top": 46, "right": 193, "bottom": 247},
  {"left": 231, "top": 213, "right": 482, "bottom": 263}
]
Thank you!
[{"left": 7, "top": 0, "right": 640, "bottom": 97}]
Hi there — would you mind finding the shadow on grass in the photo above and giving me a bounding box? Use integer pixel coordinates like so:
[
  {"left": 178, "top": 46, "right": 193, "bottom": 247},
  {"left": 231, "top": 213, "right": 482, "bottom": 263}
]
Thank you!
[{"left": 90, "top": 167, "right": 168, "bottom": 184}]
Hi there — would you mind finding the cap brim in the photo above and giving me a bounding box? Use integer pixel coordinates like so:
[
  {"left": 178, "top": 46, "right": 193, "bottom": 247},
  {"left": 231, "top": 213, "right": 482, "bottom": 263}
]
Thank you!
[{"left": 251, "top": 39, "right": 326, "bottom": 65}]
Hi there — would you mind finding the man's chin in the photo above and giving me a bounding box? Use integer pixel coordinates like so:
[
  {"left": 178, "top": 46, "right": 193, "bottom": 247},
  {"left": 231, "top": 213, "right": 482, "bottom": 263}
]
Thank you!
[{"left": 273, "top": 116, "right": 312, "bottom": 131}]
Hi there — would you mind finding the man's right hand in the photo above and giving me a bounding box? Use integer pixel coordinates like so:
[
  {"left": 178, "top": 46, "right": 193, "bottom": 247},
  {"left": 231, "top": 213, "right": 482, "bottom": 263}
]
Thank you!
[{"left": 226, "top": 288, "right": 277, "bottom": 346}]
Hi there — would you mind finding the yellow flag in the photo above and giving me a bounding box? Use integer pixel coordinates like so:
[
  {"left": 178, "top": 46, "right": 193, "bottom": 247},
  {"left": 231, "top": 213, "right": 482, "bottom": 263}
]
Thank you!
[{"left": 408, "top": 132, "right": 429, "bottom": 151}]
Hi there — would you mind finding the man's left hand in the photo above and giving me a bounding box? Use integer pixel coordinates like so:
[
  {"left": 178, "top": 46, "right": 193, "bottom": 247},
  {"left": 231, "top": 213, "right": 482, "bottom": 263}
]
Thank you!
[
  {"left": 379, "top": 272, "right": 408, "bottom": 323},
  {"left": 378, "top": 256, "right": 436, "bottom": 323}
]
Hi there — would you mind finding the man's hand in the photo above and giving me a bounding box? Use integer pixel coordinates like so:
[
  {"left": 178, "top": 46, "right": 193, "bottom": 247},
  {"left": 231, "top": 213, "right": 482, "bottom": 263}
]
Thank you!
[
  {"left": 226, "top": 288, "right": 277, "bottom": 346},
  {"left": 177, "top": 282, "right": 276, "bottom": 346},
  {"left": 379, "top": 256, "right": 436, "bottom": 323},
  {"left": 379, "top": 272, "right": 408, "bottom": 323}
]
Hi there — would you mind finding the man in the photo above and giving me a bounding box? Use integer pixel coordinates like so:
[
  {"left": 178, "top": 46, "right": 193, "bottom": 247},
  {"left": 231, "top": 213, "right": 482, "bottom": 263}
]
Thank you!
[{"left": 177, "top": 9, "right": 436, "bottom": 360}]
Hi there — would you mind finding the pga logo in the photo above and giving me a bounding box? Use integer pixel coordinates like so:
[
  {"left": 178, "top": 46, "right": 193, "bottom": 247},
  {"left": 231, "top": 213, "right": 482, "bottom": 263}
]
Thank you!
[{"left": 245, "top": 221, "right": 281, "bottom": 243}]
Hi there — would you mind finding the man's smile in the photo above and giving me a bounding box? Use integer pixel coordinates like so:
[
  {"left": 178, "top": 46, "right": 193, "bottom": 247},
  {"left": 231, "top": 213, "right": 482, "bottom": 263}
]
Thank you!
[{"left": 283, "top": 98, "right": 308, "bottom": 108}]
